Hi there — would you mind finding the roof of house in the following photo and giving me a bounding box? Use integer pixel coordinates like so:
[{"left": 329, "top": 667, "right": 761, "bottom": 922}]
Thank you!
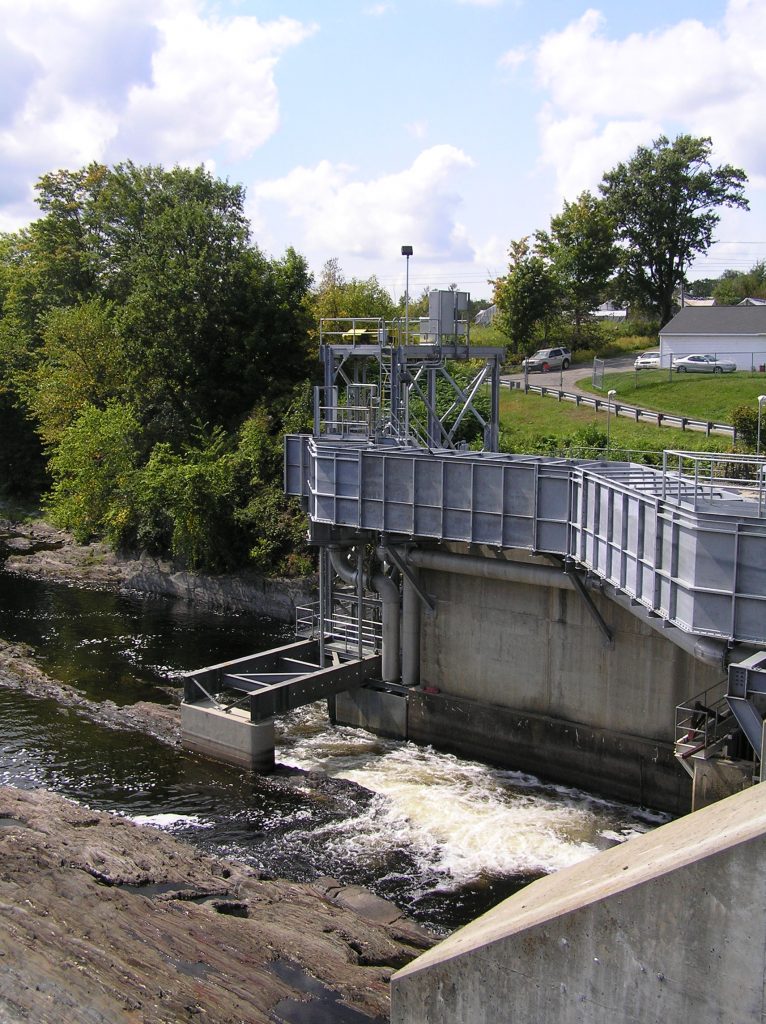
[{"left": 661, "top": 305, "right": 766, "bottom": 336}]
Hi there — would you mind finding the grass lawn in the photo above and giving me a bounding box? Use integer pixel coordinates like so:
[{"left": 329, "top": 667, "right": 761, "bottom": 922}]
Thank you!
[
  {"left": 498, "top": 388, "right": 733, "bottom": 458},
  {"left": 577, "top": 369, "right": 766, "bottom": 422}
]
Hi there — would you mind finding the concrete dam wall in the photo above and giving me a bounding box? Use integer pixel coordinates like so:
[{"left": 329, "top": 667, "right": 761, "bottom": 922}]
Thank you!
[
  {"left": 337, "top": 550, "right": 721, "bottom": 813},
  {"left": 391, "top": 780, "right": 766, "bottom": 1024}
]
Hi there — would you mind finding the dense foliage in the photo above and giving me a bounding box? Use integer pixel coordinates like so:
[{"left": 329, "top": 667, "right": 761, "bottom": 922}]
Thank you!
[
  {"left": 493, "top": 134, "right": 750, "bottom": 353},
  {"left": 0, "top": 162, "right": 315, "bottom": 575},
  {"left": 712, "top": 262, "right": 766, "bottom": 306},
  {"left": 600, "top": 135, "right": 748, "bottom": 326}
]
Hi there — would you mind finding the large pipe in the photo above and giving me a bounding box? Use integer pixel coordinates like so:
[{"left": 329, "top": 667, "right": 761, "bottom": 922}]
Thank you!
[
  {"left": 401, "top": 573, "right": 421, "bottom": 686},
  {"left": 406, "top": 547, "right": 743, "bottom": 670},
  {"left": 328, "top": 546, "right": 401, "bottom": 682},
  {"left": 408, "top": 548, "right": 575, "bottom": 590},
  {"left": 372, "top": 572, "right": 401, "bottom": 683}
]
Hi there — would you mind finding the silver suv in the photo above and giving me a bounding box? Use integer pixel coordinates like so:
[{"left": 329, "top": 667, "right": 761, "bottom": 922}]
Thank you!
[{"left": 522, "top": 347, "right": 571, "bottom": 372}]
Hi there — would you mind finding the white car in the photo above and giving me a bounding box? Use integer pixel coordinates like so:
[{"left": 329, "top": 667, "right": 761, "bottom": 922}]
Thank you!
[
  {"left": 673, "top": 354, "right": 737, "bottom": 374},
  {"left": 634, "top": 351, "right": 661, "bottom": 370}
]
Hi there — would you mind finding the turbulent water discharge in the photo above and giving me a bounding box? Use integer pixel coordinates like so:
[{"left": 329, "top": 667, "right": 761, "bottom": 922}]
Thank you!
[{"left": 0, "top": 570, "right": 666, "bottom": 933}]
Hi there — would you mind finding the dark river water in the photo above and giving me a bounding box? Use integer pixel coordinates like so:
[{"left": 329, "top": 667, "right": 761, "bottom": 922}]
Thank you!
[{"left": 0, "top": 569, "right": 666, "bottom": 934}]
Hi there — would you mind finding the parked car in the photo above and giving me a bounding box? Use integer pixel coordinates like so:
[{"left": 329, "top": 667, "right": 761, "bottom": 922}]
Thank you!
[
  {"left": 522, "top": 347, "right": 571, "bottom": 372},
  {"left": 673, "top": 354, "right": 737, "bottom": 374},
  {"left": 634, "top": 350, "right": 661, "bottom": 370}
]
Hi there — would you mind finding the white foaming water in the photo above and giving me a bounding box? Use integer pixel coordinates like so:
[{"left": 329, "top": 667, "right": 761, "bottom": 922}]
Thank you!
[
  {"left": 129, "top": 812, "right": 211, "bottom": 830},
  {"left": 275, "top": 704, "right": 662, "bottom": 890}
]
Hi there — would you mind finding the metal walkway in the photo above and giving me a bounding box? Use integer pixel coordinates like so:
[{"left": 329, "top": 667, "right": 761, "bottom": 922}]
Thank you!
[{"left": 285, "top": 438, "right": 766, "bottom": 647}]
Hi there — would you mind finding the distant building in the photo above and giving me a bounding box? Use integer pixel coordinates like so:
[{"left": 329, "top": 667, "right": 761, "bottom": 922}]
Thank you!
[
  {"left": 592, "top": 301, "right": 627, "bottom": 320},
  {"left": 474, "top": 304, "right": 497, "bottom": 326},
  {"left": 682, "top": 296, "right": 716, "bottom": 307},
  {"left": 659, "top": 306, "right": 766, "bottom": 369},
  {"left": 738, "top": 297, "right": 766, "bottom": 306}
]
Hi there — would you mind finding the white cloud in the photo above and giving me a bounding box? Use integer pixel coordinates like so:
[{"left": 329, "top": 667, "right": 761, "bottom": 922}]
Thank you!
[
  {"left": 0, "top": 0, "right": 316, "bottom": 226},
  {"left": 533, "top": 1, "right": 766, "bottom": 200},
  {"left": 254, "top": 145, "right": 476, "bottom": 262},
  {"left": 406, "top": 120, "right": 428, "bottom": 139},
  {"left": 119, "top": 9, "right": 316, "bottom": 163},
  {"left": 364, "top": 3, "right": 392, "bottom": 15},
  {"left": 498, "top": 46, "right": 527, "bottom": 70}
]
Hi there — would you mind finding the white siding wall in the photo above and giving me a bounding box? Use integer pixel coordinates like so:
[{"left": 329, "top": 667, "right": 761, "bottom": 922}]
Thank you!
[{"left": 659, "top": 334, "right": 766, "bottom": 370}]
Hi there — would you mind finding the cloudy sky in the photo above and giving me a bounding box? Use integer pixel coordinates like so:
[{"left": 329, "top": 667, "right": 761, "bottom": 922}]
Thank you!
[{"left": 2, "top": 0, "right": 764, "bottom": 300}]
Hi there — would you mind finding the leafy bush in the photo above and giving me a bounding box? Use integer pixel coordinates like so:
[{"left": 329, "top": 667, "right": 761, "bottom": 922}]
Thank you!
[
  {"left": 45, "top": 401, "right": 140, "bottom": 543},
  {"left": 731, "top": 403, "right": 759, "bottom": 450}
]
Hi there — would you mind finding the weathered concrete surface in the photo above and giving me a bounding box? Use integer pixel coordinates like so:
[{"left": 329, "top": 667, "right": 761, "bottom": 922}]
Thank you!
[
  {"left": 391, "top": 781, "right": 766, "bottom": 1024},
  {"left": 181, "top": 700, "right": 276, "bottom": 770},
  {"left": 420, "top": 565, "right": 719, "bottom": 739},
  {"left": 692, "top": 755, "right": 753, "bottom": 810},
  {"left": 413, "top": 559, "right": 721, "bottom": 810},
  {"left": 0, "top": 786, "right": 433, "bottom": 1024}
]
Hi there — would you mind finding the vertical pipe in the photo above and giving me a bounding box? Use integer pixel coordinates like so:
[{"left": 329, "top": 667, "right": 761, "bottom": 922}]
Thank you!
[
  {"left": 356, "top": 546, "right": 364, "bottom": 660},
  {"left": 372, "top": 574, "right": 401, "bottom": 683},
  {"left": 318, "top": 546, "right": 327, "bottom": 668},
  {"left": 401, "top": 573, "right": 421, "bottom": 686}
]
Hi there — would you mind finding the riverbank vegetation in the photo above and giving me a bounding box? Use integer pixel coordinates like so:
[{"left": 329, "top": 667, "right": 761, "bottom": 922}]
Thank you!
[{"left": 0, "top": 163, "right": 315, "bottom": 575}]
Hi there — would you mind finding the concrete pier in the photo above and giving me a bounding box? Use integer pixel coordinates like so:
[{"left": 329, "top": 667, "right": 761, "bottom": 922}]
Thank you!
[
  {"left": 391, "top": 781, "right": 766, "bottom": 1024},
  {"left": 181, "top": 701, "right": 275, "bottom": 771}
]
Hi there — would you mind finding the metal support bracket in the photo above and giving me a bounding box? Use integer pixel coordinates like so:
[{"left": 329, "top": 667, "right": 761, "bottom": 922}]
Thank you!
[
  {"left": 564, "top": 561, "right": 614, "bottom": 647},
  {"left": 382, "top": 544, "right": 435, "bottom": 613}
]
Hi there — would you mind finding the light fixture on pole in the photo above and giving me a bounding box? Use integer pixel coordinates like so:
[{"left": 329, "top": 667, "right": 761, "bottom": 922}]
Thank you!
[
  {"left": 401, "top": 245, "right": 413, "bottom": 339},
  {"left": 758, "top": 395, "right": 766, "bottom": 457},
  {"left": 607, "top": 389, "right": 617, "bottom": 455}
]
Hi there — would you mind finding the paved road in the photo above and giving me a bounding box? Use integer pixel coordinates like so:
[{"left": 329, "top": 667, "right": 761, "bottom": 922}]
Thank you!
[{"left": 502, "top": 354, "right": 638, "bottom": 393}]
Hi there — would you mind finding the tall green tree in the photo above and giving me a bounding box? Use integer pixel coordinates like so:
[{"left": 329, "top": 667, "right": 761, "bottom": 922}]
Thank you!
[
  {"left": 535, "top": 191, "right": 616, "bottom": 343},
  {"left": 493, "top": 238, "right": 559, "bottom": 353},
  {"left": 600, "top": 135, "right": 748, "bottom": 326},
  {"left": 312, "top": 258, "right": 396, "bottom": 325},
  {"left": 712, "top": 262, "right": 766, "bottom": 305},
  {"left": 0, "top": 161, "right": 315, "bottom": 571}
]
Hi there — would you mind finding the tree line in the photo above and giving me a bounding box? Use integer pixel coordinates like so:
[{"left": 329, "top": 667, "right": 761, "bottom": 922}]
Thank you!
[
  {"left": 492, "top": 135, "right": 749, "bottom": 353},
  {"left": 0, "top": 163, "right": 431, "bottom": 575},
  {"left": 0, "top": 137, "right": 754, "bottom": 575}
]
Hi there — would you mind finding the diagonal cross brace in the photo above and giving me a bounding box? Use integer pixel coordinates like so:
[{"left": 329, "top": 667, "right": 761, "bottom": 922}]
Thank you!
[{"left": 383, "top": 545, "right": 435, "bottom": 612}]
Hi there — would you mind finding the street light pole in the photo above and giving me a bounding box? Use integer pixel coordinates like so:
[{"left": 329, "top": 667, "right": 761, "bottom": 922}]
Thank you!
[
  {"left": 758, "top": 395, "right": 766, "bottom": 456},
  {"left": 607, "top": 389, "right": 617, "bottom": 456},
  {"left": 401, "top": 245, "right": 413, "bottom": 340}
]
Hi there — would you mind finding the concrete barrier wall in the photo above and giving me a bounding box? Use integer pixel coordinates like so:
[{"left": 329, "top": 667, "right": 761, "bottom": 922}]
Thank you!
[{"left": 391, "top": 782, "right": 766, "bottom": 1024}]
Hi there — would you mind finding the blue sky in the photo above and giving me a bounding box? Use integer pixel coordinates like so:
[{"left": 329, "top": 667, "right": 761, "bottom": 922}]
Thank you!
[{"left": 2, "top": 0, "right": 764, "bottom": 301}]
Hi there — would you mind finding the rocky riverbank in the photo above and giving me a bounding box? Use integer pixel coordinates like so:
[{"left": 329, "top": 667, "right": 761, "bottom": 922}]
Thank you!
[
  {"left": 0, "top": 520, "right": 434, "bottom": 1022},
  {"left": 0, "top": 785, "right": 433, "bottom": 1024},
  {"left": 0, "top": 516, "right": 315, "bottom": 622}
]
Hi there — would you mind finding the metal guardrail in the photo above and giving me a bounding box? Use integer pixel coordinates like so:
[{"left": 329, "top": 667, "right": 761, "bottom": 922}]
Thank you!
[
  {"left": 674, "top": 683, "right": 737, "bottom": 777},
  {"left": 295, "top": 602, "right": 382, "bottom": 652},
  {"left": 661, "top": 450, "right": 766, "bottom": 513},
  {"left": 501, "top": 380, "right": 736, "bottom": 439}
]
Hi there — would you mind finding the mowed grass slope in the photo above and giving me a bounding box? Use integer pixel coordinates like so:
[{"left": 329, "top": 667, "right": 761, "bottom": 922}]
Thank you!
[
  {"left": 576, "top": 369, "right": 766, "bottom": 422},
  {"left": 498, "top": 388, "right": 732, "bottom": 456}
]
